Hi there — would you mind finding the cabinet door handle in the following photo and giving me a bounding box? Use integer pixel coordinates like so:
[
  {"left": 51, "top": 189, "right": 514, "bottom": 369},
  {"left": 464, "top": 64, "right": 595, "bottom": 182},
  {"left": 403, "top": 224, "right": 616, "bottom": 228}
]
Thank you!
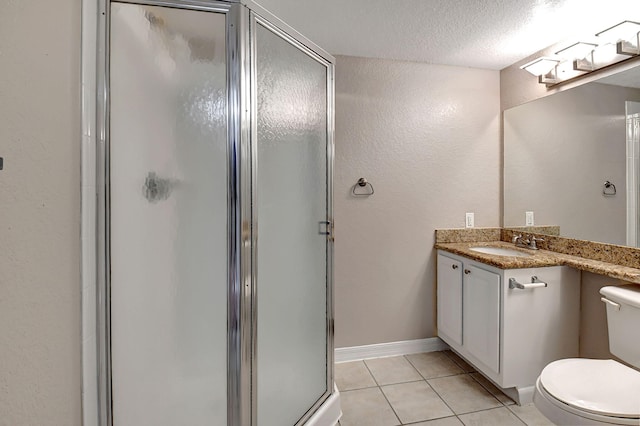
[
  {"left": 464, "top": 269, "right": 471, "bottom": 275},
  {"left": 452, "top": 264, "right": 458, "bottom": 270},
  {"left": 601, "top": 297, "right": 621, "bottom": 311},
  {"left": 509, "top": 277, "right": 547, "bottom": 289}
]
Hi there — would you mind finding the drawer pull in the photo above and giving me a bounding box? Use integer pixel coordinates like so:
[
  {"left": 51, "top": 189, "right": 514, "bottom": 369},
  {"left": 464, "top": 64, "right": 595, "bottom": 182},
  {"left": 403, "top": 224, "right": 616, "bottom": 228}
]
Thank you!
[
  {"left": 509, "top": 277, "right": 547, "bottom": 290},
  {"left": 464, "top": 269, "right": 471, "bottom": 275},
  {"left": 452, "top": 264, "right": 459, "bottom": 270}
]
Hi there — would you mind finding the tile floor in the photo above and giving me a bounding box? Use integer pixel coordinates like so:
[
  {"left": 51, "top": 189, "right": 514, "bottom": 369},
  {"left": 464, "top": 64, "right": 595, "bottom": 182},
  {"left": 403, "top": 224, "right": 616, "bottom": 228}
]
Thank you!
[{"left": 335, "top": 350, "right": 554, "bottom": 426}]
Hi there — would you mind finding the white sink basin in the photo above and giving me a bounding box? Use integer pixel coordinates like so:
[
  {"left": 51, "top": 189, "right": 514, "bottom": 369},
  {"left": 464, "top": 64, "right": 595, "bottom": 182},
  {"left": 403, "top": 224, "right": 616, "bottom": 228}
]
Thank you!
[{"left": 469, "top": 246, "right": 532, "bottom": 257}]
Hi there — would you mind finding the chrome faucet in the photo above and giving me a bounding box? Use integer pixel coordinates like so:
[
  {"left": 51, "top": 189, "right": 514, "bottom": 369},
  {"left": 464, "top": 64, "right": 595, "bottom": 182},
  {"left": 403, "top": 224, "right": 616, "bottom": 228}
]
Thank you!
[
  {"left": 512, "top": 234, "right": 544, "bottom": 250},
  {"left": 528, "top": 235, "right": 544, "bottom": 250}
]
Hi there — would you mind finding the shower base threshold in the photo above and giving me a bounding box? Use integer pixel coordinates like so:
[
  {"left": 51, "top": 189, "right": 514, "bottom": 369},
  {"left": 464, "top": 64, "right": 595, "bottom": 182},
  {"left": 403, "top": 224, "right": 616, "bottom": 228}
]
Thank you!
[{"left": 305, "top": 385, "right": 341, "bottom": 426}]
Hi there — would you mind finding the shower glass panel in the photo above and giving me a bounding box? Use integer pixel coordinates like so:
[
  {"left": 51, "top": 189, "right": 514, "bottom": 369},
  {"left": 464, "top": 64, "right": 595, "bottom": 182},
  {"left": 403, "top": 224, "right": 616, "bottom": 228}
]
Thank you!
[
  {"left": 255, "top": 21, "right": 329, "bottom": 426},
  {"left": 109, "top": 4, "right": 227, "bottom": 425}
]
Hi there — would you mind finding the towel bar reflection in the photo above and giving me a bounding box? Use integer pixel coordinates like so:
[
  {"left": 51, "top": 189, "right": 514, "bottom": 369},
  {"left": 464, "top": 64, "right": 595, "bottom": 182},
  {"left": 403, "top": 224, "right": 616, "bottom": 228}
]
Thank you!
[{"left": 352, "top": 178, "right": 374, "bottom": 196}]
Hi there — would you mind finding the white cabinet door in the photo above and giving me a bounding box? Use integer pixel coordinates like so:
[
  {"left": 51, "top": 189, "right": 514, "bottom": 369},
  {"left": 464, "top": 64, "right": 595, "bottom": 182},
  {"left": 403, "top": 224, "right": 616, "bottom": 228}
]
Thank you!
[
  {"left": 501, "top": 267, "right": 580, "bottom": 387},
  {"left": 463, "top": 264, "right": 500, "bottom": 374},
  {"left": 437, "top": 254, "right": 463, "bottom": 346}
]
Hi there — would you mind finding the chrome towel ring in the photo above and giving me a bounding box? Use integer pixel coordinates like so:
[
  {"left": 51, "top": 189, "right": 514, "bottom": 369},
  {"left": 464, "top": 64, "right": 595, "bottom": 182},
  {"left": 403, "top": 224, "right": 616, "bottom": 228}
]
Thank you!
[
  {"left": 352, "top": 177, "right": 374, "bottom": 196},
  {"left": 603, "top": 180, "right": 616, "bottom": 196}
]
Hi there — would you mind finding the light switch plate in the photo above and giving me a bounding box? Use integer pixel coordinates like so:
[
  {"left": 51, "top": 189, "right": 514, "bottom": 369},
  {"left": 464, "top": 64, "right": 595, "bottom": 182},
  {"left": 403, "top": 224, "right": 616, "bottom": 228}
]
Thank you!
[
  {"left": 465, "top": 212, "right": 475, "bottom": 228},
  {"left": 525, "top": 211, "right": 534, "bottom": 226}
]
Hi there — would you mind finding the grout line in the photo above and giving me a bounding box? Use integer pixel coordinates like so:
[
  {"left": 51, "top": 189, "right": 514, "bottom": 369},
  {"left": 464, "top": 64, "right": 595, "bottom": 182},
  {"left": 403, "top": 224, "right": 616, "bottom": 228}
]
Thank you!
[
  {"left": 365, "top": 356, "right": 426, "bottom": 387},
  {"left": 467, "top": 372, "right": 514, "bottom": 406},
  {"left": 338, "top": 383, "right": 381, "bottom": 392},
  {"left": 442, "top": 349, "right": 476, "bottom": 374},
  {"left": 466, "top": 374, "right": 508, "bottom": 407},
  {"left": 404, "top": 353, "right": 466, "bottom": 381},
  {"left": 402, "top": 354, "right": 423, "bottom": 377},
  {"left": 439, "top": 351, "right": 511, "bottom": 408},
  {"left": 401, "top": 415, "right": 460, "bottom": 425},
  {"left": 504, "top": 404, "right": 532, "bottom": 426},
  {"left": 361, "top": 361, "right": 403, "bottom": 426},
  {"left": 456, "top": 404, "right": 527, "bottom": 425},
  {"left": 425, "top": 373, "right": 515, "bottom": 422},
  {"left": 362, "top": 359, "right": 381, "bottom": 387},
  {"left": 423, "top": 374, "right": 459, "bottom": 418},
  {"left": 377, "top": 384, "right": 403, "bottom": 425},
  {"left": 338, "top": 353, "right": 529, "bottom": 426}
]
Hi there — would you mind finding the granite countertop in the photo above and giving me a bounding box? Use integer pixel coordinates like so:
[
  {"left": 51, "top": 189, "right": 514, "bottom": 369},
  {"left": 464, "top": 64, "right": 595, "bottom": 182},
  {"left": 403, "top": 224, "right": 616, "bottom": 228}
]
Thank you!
[{"left": 435, "top": 241, "right": 640, "bottom": 284}]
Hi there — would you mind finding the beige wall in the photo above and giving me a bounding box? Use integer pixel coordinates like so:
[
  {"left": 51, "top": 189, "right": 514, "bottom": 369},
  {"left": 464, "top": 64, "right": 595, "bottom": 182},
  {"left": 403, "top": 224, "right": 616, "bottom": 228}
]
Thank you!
[
  {"left": 0, "top": 0, "right": 82, "bottom": 424},
  {"left": 579, "top": 272, "right": 629, "bottom": 359},
  {"left": 334, "top": 55, "right": 501, "bottom": 347}
]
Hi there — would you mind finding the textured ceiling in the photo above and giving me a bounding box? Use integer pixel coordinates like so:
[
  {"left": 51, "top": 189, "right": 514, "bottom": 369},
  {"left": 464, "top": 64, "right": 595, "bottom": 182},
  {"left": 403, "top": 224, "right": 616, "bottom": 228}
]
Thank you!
[{"left": 255, "top": 0, "right": 640, "bottom": 70}]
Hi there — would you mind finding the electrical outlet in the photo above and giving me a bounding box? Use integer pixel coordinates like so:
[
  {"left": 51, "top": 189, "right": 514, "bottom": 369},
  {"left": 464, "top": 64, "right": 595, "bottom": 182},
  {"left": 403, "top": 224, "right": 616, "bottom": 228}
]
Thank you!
[
  {"left": 465, "top": 212, "right": 475, "bottom": 228},
  {"left": 526, "top": 211, "right": 535, "bottom": 226}
]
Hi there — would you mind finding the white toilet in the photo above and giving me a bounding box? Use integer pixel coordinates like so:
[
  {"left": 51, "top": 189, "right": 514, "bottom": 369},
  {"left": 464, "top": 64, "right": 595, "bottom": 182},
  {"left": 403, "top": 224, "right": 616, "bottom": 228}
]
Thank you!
[{"left": 533, "top": 284, "right": 640, "bottom": 425}]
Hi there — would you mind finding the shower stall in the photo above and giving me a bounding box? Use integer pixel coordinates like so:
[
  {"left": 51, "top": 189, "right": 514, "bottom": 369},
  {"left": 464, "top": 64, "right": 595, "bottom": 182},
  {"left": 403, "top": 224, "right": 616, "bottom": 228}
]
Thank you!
[{"left": 82, "top": 1, "right": 337, "bottom": 425}]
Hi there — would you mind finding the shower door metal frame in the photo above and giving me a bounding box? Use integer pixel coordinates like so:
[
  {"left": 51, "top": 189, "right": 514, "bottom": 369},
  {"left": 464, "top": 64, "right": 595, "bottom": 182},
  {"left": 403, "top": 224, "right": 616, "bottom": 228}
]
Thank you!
[
  {"left": 89, "top": 1, "right": 335, "bottom": 425},
  {"left": 247, "top": 6, "right": 336, "bottom": 425}
]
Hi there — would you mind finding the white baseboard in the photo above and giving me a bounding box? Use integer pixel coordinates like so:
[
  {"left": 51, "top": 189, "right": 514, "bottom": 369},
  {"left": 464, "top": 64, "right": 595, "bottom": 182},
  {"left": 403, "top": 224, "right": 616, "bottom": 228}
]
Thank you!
[{"left": 335, "top": 337, "right": 448, "bottom": 363}]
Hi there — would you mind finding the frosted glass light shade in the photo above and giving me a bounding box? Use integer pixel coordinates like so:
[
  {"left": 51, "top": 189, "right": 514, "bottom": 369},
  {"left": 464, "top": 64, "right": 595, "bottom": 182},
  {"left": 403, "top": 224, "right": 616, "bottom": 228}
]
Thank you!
[
  {"left": 596, "top": 20, "right": 640, "bottom": 44},
  {"left": 555, "top": 42, "right": 598, "bottom": 60},
  {"left": 520, "top": 57, "right": 560, "bottom": 76}
]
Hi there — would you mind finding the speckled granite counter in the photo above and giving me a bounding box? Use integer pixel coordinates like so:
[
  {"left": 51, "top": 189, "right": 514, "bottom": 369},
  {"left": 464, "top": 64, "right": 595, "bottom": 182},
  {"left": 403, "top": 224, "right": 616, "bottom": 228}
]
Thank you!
[{"left": 435, "top": 241, "right": 640, "bottom": 284}]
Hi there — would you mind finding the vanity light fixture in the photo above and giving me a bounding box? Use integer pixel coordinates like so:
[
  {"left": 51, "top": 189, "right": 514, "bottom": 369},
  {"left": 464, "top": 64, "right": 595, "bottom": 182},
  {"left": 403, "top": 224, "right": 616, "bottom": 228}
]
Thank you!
[
  {"left": 555, "top": 42, "right": 598, "bottom": 61},
  {"left": 520, "top": 57, "right": 561, "bottom": 76},
  {"left": 597, "top": 20, "right": 640, "bottom": 56},
  {"left": 574, "top": 42, "right": 630, "bottom": 72},
  {"left": 523, "top": 20, "right": 640, "bottom": 86}
]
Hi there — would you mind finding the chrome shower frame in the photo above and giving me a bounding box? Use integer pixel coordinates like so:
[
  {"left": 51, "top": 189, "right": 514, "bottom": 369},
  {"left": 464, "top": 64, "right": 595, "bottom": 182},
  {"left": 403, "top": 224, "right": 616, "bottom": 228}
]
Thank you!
[{"left": 85, "top": 0, "right": 335, "bottom": 425}]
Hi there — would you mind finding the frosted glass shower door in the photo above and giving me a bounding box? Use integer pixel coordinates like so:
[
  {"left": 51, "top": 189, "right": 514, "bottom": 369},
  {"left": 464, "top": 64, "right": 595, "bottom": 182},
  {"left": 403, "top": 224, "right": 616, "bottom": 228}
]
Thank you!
[
  {"left": 255, "top": 21, "right": 331, "bottom": 426},
  {"left": 109, "top": 4, "right": 227, "bottom": 425}
]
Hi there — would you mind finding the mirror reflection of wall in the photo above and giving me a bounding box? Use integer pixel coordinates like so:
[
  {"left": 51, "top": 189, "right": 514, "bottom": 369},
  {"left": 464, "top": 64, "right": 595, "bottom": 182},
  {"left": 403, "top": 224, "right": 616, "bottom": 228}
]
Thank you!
[{"left": 504, "top": 70, "right": 640, "bottom": 248}]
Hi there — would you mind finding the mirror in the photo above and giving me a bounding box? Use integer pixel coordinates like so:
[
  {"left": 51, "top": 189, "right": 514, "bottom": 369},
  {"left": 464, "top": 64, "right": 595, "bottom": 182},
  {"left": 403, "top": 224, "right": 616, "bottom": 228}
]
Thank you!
[{"left": 504, "top": 65, "right": 640, "bottom": 248}]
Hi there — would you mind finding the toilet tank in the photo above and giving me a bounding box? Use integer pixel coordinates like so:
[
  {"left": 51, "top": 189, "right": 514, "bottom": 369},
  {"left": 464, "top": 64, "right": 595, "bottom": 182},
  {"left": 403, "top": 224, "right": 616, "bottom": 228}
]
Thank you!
[{"left": 600, "top": 284, "right": 640, "bottom": 369}]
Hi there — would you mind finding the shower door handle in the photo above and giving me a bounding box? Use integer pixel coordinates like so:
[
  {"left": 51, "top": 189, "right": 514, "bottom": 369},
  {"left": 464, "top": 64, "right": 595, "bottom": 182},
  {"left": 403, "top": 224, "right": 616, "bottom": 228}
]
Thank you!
[{"left": 319, "top": 221, "right": 331, "bottom": 235}]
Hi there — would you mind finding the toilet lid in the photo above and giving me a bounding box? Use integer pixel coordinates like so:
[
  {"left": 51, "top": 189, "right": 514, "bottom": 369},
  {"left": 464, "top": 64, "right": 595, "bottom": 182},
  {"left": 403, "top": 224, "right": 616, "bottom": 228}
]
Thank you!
[{"left": 540, "top": 359, "right": 640, "bottom": 419}]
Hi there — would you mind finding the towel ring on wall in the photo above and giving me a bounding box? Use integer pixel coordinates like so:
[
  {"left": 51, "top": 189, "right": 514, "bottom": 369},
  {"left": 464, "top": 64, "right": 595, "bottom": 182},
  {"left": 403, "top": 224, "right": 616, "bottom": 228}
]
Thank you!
[
  {"left": 352, "top": 177, "right": 375, "bottom": 196},
  {"left": 603, "top": 180, "right": 616, "bottom": 196}
]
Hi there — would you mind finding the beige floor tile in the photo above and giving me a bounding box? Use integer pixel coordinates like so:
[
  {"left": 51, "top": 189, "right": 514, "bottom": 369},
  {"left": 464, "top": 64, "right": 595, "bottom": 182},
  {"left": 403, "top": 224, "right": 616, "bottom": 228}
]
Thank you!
[
  {"left": 339, "top": 387, "right": 400, "bottom": 426},
  {"left": 469, "top": 372, "right": 514, "bottom": 405},
  {"left": 507, "top": 403, "right": 554, "bottom": 426},
  {"left": 335, "top": 361, "right": 377, "bottom": 391},
  {"left": 443, "top": 350, "right": 476, "bottom": 373},
  {"left": 406, "top": 351, "right": 464, "bottom": 379},
  {"left": 428, "top": 374, "right": 502, "bottom": 414},
  {"left": 381, "top": 381, "right": 454, "bottom": 424},
  {"left": 405, "top": 415, "right": 464, "bottom": 425},
  {"left": 364, "top": 356, "right": 422, "bottom": 385},
  {"left": 458, "top": 407, "right": 525, "bottom": 426}
]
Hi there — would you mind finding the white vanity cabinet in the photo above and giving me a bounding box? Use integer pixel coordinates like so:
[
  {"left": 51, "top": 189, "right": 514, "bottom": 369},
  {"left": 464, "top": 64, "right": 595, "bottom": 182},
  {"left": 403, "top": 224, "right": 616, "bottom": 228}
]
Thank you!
[{"left": 436, "top": 250, "right": 581, "bottom": 404}]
